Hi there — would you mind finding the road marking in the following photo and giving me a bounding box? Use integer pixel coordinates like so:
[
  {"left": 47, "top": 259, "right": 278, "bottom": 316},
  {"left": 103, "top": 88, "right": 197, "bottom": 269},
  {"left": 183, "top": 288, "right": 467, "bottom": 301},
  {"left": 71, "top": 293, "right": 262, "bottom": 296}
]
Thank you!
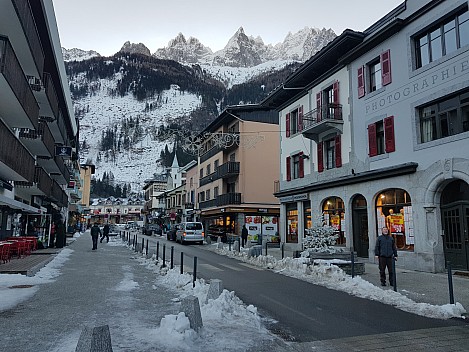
[
  {"left": 218, "top": 263, "right": 243, "bottom": 271},
  {"left": 198, "top": 263, "right": 224, "bottom": 272},
  {"left": 239, "top": 263, "right": 264, "bottom": 271}
]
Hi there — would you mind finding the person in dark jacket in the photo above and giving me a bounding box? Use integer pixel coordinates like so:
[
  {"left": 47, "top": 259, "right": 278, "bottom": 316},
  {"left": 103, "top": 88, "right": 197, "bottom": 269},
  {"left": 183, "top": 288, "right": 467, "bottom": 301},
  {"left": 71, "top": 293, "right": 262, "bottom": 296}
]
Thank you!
[
  {"left": 90, "top": 223, "right": 102, "bottom": 250},
  {"left": 241, "top": 225, "right": 248, "bottom": 247},
  {"left": 375, "top": 227, "right": 398, "bottom": 286},
  {"left": 100, "top": 223, "right": 110, "bottom": 243}
]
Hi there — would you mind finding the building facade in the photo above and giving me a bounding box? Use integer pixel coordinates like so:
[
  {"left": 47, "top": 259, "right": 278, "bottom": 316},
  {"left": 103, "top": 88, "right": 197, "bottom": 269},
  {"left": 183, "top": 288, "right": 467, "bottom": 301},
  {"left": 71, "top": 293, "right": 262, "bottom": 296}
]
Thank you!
[
  {"left": 264, "top": 0, "right": 469, "bottom": 273},
  {"left": 197, "top": 105, "right": 280, "bottom": 242},
  {"left": 0, "top": 0, "right": 78, "bottom": 244}
]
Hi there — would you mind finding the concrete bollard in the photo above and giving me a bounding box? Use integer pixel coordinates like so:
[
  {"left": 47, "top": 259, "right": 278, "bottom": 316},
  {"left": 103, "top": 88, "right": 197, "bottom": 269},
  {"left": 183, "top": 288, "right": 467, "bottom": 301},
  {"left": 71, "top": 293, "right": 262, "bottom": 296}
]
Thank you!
[
  {"left": 216, "top": 242, "right": 224, "bottom": 250},
  {"left": 206, "top": 236, "right": 211, "bottom": 245},
  {"left": 75, "top": 325, "right": 113, "bottom": 352},
  {"left": 181, "top": 295, "right": 203, "bottom": 332},
  {"left": 205, "top": 279, "right": 223, "bottom": 303},
  {"left": 248, "top": 245, "right": 262, "bottom": 258},
  {"left": 217, "top": 236, "right": 221, "bottom": 244},
  {"left": 234, "top": 240, "right": 240, "bottom": 252}
]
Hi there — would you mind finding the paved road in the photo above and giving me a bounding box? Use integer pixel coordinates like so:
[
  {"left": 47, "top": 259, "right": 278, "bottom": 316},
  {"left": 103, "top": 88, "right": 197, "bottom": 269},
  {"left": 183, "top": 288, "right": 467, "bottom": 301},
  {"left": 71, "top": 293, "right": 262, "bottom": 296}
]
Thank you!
[{"left": 135, "top": 233, "right": 467, "bottom": 343}]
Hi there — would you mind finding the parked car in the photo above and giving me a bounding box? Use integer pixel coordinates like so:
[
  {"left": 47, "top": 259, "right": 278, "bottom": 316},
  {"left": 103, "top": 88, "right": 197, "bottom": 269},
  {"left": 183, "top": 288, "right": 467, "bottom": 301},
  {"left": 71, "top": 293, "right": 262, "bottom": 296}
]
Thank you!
[
  {"left": 142, "top": 224, "right": 162, "bottom": 236},
  {"left": 166, "top": 224, "right": 178, "bottom": 241},
  {"left": 176, "top": 222, "right": 204, "bottom": 245}
]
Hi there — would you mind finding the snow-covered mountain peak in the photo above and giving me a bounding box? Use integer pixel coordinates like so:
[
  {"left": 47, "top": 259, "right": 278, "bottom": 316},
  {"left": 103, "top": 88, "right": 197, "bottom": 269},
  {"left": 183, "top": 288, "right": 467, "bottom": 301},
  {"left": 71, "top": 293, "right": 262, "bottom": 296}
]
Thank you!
[
  {"left": 62, "top": 47, "right": 100, "bottom": 62},
  {"left": 119, "top": 41, "right": 151, "bottom": 56}
]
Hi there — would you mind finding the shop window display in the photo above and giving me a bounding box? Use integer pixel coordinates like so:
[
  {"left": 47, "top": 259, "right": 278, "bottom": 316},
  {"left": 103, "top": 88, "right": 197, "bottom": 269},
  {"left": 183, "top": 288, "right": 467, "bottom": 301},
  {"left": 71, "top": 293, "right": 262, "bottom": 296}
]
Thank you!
[
  {"left": 322, "top": 197, "right": 345, "bottom": 245},
  {"left": 376, "top": 189, "right": 413, "bottom": 250},
  {"left": 286, "top": 204, "right": 298, "bottom": 243},
  {"left": 303, "top": 201, "right": 311, "bottom": 237}
]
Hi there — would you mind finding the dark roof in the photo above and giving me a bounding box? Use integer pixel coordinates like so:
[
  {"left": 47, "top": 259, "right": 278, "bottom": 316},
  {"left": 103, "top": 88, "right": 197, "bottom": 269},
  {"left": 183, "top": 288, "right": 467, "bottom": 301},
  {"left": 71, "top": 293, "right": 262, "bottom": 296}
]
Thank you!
[
  {"left": 202, "top": 104, "right": 277, "bottom": 133},
  {"left": 261, "top": 29, "right": 365, "bottom": 110}
]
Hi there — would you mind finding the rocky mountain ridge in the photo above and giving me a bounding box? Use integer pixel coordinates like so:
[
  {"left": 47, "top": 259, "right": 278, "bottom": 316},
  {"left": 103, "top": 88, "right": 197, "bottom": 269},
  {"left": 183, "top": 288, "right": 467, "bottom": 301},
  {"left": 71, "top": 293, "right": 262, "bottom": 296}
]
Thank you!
[{"left": 62, "top": 26, "right": 336, "bottom": 67}]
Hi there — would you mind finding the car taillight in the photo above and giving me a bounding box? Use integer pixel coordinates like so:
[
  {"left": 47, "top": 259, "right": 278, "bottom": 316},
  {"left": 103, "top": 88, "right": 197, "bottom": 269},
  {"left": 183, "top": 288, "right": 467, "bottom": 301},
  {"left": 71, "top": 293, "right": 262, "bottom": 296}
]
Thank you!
[
  {"left": 202, "top": 232, "right": 205, "bottom": 237},
  {"left": 183, "top": 232, "right": 186, "bottom": 237}
]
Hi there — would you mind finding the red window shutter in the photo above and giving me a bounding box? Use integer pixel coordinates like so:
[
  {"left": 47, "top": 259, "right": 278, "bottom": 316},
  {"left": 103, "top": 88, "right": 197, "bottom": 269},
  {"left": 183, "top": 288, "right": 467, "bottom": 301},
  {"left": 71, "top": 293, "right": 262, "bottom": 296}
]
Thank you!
[
  {"left": 316, "top": 92, "right": 322, "bottom": 122},
  {"left": 381, "top": 50, "right": 392, "bottom": 86},
  {"left": 299, "top": 152, "right": 304, "bottom": 178},
  {"left": 286, "top": 156, "right": 291, "bottom": 181},
  {"left": 317, "top": 142, "right": 324, "bottom": 173},
  {"left": 333, "top": 81, "right": 340, "bottom": 119},
  {"left": 368, "top": 123, "right": 378, "bottom": 157},
  {"left": 384, "top": 115, "right": 396, "bottom": 153},
  {"left": 335, "top": 135, "right": 342, "bottom": 168},
  {"left": 357, "top": 66, "right": 365, "bottom": 98},
  {"left": 298, "top": 105, "right": 303, "bottom": 132},
  {"left": 286, "top": 113, "right": 290, "bottom": 137}
]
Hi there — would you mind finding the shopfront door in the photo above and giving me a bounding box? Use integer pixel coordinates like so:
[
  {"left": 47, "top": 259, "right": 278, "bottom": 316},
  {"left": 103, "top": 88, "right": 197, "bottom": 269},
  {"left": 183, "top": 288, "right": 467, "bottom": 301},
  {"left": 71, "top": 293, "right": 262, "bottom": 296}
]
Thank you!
[
  {"left": 353, "top": 209, "right": 369, "bottom": 258},
  {"left": 442, "top": 204, "right": 469, "bottom": 270}
]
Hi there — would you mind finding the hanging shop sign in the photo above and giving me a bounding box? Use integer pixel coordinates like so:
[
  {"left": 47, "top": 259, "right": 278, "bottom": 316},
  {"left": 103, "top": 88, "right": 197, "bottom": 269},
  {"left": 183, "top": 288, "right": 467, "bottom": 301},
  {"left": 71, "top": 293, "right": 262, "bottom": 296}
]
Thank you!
[{"left": 55, "top": 145, "right": 72, "bottom": 157}]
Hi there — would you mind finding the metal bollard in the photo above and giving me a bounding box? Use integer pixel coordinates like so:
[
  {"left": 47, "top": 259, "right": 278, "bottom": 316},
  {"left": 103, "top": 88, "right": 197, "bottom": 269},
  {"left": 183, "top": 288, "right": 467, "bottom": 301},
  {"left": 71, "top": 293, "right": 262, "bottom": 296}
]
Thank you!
[
  {"left": 180, "top": 252, "right": 184, "bottom": 274},
  {"left": 447, "top": 261, "right": 455, "bottom": 304},
  {"left": 135, "top": 235, "right": 138, "bottom": 252},
  {"left": 156, "top": 241, "right": 159, "bottom": 261},
  {"left": 229, "top": 240, "right": 231, "bottom": 251},
  {"left": 170, "top": 246, "right": 174, "bottom": 269},
  {"left": 162, "top": 244, "right": 166, "bottom": 268},
  {"left": 193, "top": 256, "right": 197, "bottom": 288},
  {"left": 392, "top": 256, "right": 397, "bottom": 292},
  {"left": 281, "top": 243, "right": 285, "bottom": 259},
  {"left": 146, "top": 239, "right": 149, "bottom": 256},
  {"left": 265, "top": 242, "right": 268, "bottom": 256},
  {"left": 351, "top": 251, "right": 355, "bottom": 278},
  {"left": 141, "top": 238, "right": 144, "bottom": 253}
]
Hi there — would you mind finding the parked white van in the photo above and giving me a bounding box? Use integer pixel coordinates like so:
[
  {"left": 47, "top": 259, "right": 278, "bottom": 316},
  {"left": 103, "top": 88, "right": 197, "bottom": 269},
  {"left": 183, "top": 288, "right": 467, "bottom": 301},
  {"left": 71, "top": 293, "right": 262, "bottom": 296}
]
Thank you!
[{"left": 176, "top": 222, "right": 204, "bottom": 244}]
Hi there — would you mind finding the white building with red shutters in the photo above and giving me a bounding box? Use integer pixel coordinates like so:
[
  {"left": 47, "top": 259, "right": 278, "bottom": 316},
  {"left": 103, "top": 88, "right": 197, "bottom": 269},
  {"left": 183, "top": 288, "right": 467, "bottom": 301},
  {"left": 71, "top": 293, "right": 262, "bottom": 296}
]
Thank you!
[{"left": 263, "top": 0, "right": 469, "bottom": 273}]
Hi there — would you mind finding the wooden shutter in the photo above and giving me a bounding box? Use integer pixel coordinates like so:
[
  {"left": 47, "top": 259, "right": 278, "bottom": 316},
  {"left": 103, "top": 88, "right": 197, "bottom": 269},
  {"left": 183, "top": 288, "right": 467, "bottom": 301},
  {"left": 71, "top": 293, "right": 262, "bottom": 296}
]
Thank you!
[
  {"left": 335, "top": 135, "right": 342, "bottom": 168},
  {"left": 286, "top": 113, "right": 290, "bottom": 137},
  {"left": 333, "top": 81, "right": 340, "bottom": 119},
  {"left": 384, "top": 115, "right": 396, "bottom": 153},
  {"left": 317, "top": 142, "right": 324, "bottom": 173},
  {"left": 298, "top": 105, "right": 303, "bottom": 132},
  {"left": 316, "top": 92, "right": 322, "bottom": 122},
  {"left": 368, "top": 123, "right": 377, "bottom": 157},
  {"left": 286, "top": 156, "right": 291, "bottom": 181},
  {"left": 357, "top": 66, "right": 365, "bottom": 98},
  {"left": 299, "top": 152, "right": 304, "bottom": 178},
  {"left": 381, "top": 50, "right": 392, "bottom": 86}
]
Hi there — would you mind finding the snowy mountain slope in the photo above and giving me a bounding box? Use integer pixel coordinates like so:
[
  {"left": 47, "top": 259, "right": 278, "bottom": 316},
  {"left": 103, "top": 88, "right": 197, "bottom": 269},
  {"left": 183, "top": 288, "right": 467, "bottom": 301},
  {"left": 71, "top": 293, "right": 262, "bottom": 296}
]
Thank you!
[{"left": 74, "top": 70, "right": 202, "bottom": 190}]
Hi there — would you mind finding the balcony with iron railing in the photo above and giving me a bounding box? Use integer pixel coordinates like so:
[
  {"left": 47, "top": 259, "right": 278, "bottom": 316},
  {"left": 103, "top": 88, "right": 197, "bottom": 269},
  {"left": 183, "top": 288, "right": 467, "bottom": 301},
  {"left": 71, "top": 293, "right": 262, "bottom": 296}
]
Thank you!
[
  {"left": 11, "top": 0, "right": 45, "bottom": 75},
  {"left": 18, "top": 121, "right": 55, "bottom": 157},
  {"left": 199, "top": 192, "right": 242, "bottom": 210},
  {"left": 217, "top": 161, "right": 240, "bottom": 179},
  {"left": 185, "top": 202, "right": 195, "bottom": 210},
  {"left": 0, "top": 36, "right": 39, "bottom": 130},
  {"left": 199, "top": 172, "right": 216, "bottom": 187},
  {"left": 302, "top": 103, "right": 344, "bottom": 142},
  {"left": 0, "top": 118, "right": 35, "bottom": 182}
]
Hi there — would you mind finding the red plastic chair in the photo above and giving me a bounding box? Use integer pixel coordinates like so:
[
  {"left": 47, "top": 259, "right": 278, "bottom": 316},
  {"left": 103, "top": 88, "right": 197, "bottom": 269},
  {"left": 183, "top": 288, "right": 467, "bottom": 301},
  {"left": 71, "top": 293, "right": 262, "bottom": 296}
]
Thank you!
[{"left": 1, "top": 244, "right": 11, "bottom": 263}]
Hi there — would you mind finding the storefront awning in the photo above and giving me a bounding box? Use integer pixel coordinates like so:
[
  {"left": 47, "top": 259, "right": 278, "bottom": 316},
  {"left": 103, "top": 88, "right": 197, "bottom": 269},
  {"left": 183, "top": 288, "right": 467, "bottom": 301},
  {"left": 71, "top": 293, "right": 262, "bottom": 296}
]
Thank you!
[{"left": 0, "top": 194, "right": 43, "bottom": 214}]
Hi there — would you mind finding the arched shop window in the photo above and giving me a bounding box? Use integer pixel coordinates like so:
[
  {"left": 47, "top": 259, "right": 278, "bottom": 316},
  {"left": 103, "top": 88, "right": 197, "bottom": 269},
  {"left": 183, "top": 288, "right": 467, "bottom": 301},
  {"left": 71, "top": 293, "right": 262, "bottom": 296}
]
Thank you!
[
  {"left": 286, "top": 203, "right": 298, "bottom": 243},
  {"left": 322, "top": 197, "right": 345, "bottom": 245},
  {"left": 376, "top": 189, "right": 413, "bottom": 251},
  {"left": 303, "top": 201, "right": 311, "bottom": 237}
]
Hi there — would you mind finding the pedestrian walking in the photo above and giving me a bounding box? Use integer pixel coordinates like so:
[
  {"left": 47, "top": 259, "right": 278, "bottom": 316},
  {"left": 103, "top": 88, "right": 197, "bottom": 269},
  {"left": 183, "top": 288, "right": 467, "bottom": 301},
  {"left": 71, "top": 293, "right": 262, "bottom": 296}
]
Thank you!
[
  {"left": 241, "top": 225, "right": 248, "bottom": 247},
  {"left": 375, "top": 227, "right": 398, "bottom": 286},
  {"left": 90, "top": 223, "right": 101, "bottom": 250},
  {"left": 100, "top": 223, "right": 110, "bottom": 243}
]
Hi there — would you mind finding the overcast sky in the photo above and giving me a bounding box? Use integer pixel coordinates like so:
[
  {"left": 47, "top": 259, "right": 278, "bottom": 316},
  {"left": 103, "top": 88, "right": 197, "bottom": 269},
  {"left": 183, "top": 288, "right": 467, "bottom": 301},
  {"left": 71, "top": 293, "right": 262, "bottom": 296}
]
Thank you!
[{"left": 52, "top": 0, "right": 404, "bottom": 56}]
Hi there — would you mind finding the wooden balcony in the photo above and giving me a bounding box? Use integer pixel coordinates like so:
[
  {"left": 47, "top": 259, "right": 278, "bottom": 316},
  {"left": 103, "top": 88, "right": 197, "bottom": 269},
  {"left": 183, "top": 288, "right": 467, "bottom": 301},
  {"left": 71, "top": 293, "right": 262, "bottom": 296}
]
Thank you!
[
  {"left": 302, "top": 103, "right": 344, "bottom": 142},
  {"left": 11, "top": 0, "right": 44, "bottom": 75},
  {"left": 19, "top": 121, "right": 55, "bottom": 157},
  {"left": 0, "top": 36, "right": 39, "bottom": 129},
  {"left": 51, "top": 157, "right": 71, "bottom": 185},
  {"left": 0, "top": 118, "right": 35, "bottom": 182},
  {"left": 15, "top": 166, "right": 53, "bottom": 197},
  {"left": 51, "top": 180, "right": 68, "bottom": 207},
  {"left": 42, "top": 72, "right": 59, "bottom": 120}
]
